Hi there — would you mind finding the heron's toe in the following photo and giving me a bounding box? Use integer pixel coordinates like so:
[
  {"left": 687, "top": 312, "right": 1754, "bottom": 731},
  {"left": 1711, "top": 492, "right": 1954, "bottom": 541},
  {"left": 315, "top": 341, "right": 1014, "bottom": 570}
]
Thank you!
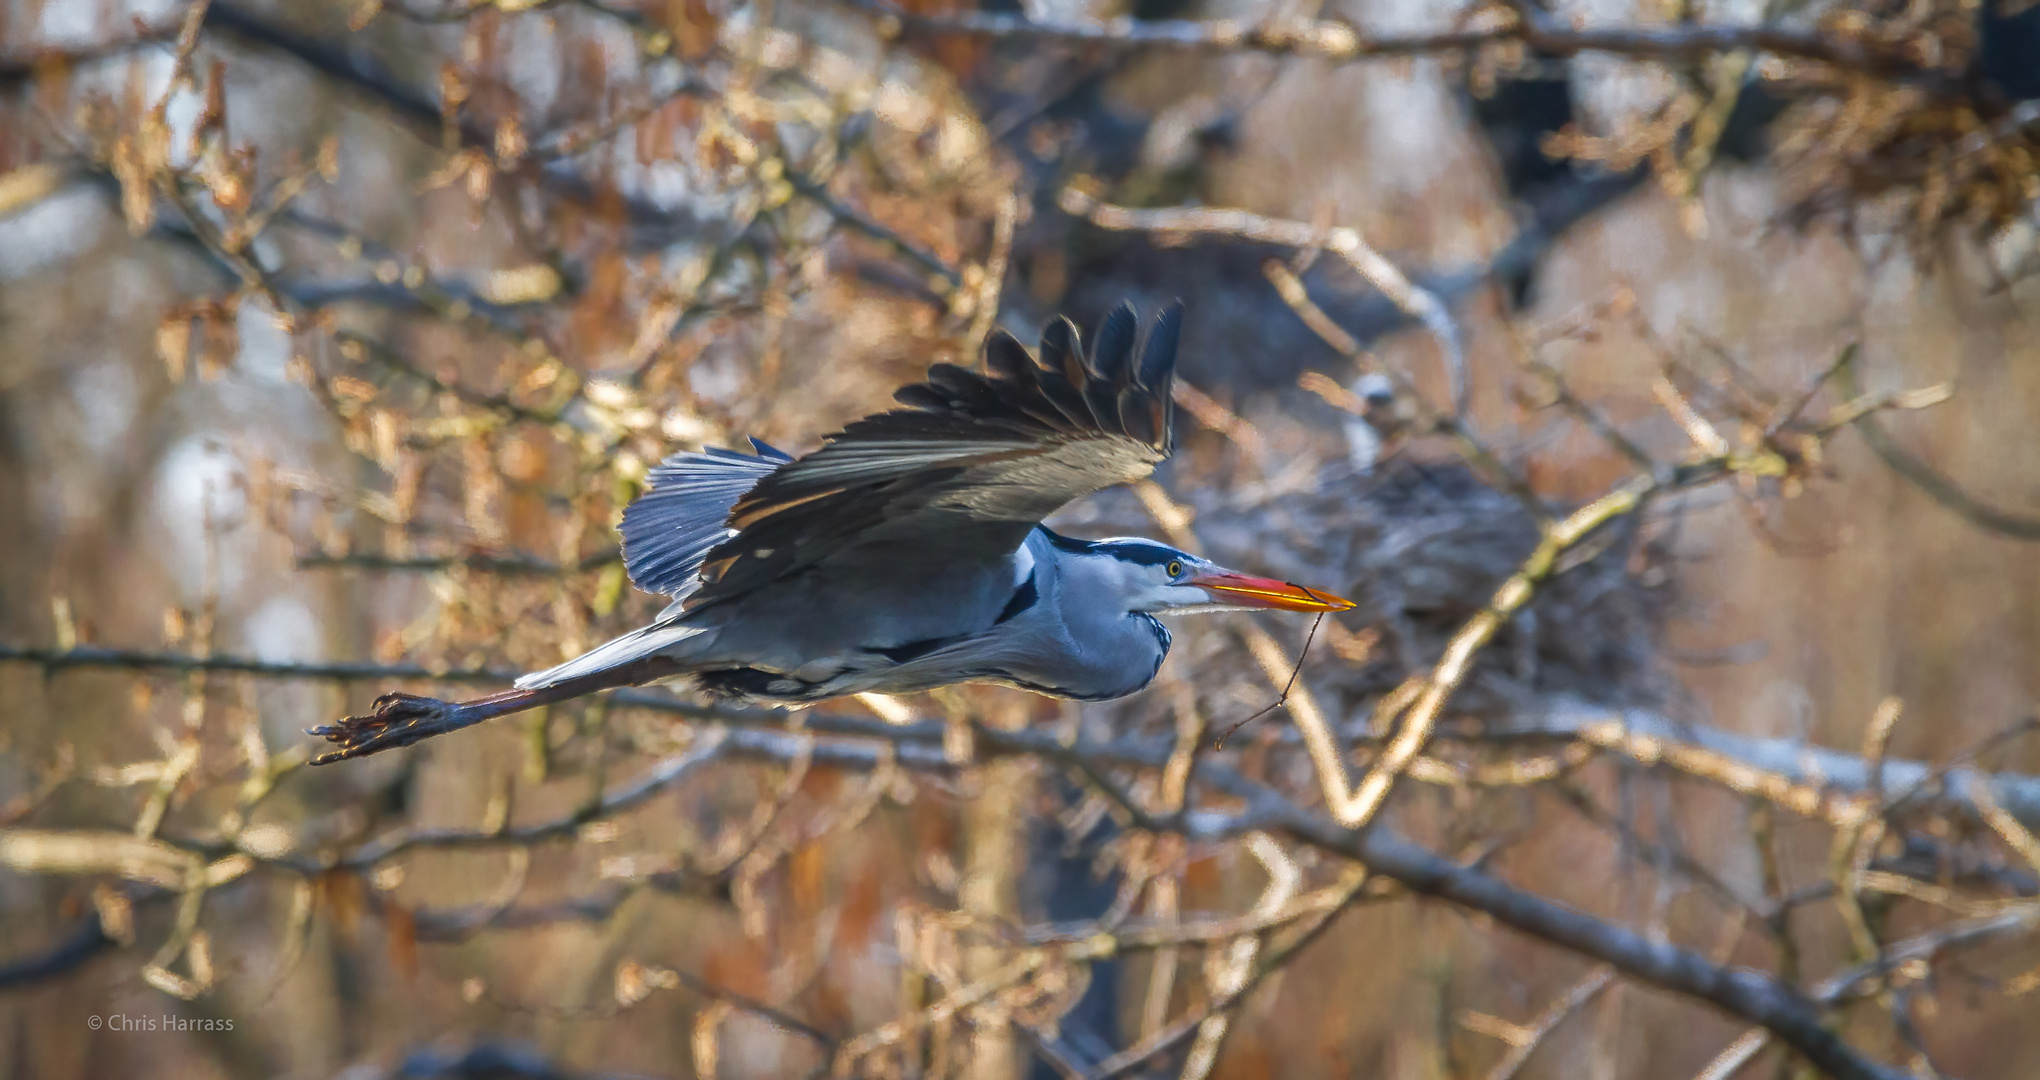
[{"left": 309, "top": 693, "right": 456, "bottom": 765}]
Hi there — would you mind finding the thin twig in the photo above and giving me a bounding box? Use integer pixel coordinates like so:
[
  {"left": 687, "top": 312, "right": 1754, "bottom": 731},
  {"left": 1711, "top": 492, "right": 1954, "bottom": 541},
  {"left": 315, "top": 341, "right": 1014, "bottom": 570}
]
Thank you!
[
  {"left": 1481, "top": 966, "right": 1615, "bottom": 1080},
  {"left": 1838, "top": 353, "right": 2040, "bottom": 540},
  {"left": 296, "top": 548, "right": 621, "bottom": 575},
  {"left": 1062, "top": 189, "right": 1468, "bottom": 419}
]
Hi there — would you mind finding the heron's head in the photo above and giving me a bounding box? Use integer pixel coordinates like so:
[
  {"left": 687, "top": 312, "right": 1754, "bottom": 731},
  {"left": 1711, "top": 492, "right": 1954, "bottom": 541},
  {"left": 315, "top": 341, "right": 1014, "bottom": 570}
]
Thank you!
[{"left": 1073, "top": 537, "right": 1355, "bottom": 616}]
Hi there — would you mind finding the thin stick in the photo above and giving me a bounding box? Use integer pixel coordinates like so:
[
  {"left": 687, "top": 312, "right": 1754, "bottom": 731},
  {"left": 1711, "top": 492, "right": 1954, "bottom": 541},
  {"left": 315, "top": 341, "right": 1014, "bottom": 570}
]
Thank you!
[
  {"left": 1215, "top": 608, "right": 1327, "bottom": 749},
  {"left": 1063, "top": 190, "right": 1468, "bottom": 419}
]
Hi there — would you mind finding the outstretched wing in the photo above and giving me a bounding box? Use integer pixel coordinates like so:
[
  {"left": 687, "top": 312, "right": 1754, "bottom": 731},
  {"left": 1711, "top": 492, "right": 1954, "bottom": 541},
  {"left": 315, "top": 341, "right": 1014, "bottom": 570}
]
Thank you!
[{"left": 683, "top": 301, "right": 1182, "bottom": 609}]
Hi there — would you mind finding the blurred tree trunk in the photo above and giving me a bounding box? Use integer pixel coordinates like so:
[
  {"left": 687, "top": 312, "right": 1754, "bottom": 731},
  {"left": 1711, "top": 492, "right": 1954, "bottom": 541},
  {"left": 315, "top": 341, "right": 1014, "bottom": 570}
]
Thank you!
[{"left": 960, "top": 694, "right": 1039, "bottom": 1080}]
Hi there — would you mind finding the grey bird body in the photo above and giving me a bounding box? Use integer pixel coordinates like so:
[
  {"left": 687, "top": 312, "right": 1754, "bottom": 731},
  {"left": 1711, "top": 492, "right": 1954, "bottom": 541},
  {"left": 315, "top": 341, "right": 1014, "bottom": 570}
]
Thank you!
[
  {"left": 312, "top": 303, "right": 1351, "bottom": 764},
  {"left": 519, "top": 526, "right": 1174, "bottom": 704}
]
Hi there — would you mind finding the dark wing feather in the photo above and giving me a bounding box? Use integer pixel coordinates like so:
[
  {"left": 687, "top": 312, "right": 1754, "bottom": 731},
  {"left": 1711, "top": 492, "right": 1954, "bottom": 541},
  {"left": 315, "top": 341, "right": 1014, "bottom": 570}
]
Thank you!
[
  {"left": 1033, "top": 316, "right": 1102, "bottom": 429},
  {"left": 748, "top": 437, "right": 794, "bottom": 461},
  {"left": 686, "top": 303, "right": 1183, "bottom": 608},
  {"left": 1126, "top": 304, "right": 1181, "bottom": 446},
  {"left": 1137, "top": 304, "right": 1181, "bottom": 391},
  {"left": 1090, "top": 302, "right": 1138, "bottom": 381},
  {"left": 1085, "top": 301, "right": 1139, "bottom": 432}
]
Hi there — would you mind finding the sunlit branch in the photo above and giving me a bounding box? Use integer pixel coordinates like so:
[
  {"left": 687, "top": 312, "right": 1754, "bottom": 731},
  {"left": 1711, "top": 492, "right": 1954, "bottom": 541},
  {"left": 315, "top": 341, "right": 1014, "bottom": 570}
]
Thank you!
[
  {"left": 1264, "top": 261, "right": 1550, "bottom": 519},
  {"left": 295, "top": 548, "right": 622, "bottom": 575},
  {"left": 840, "top": 0, "right": 1911, "bottom": 71},
  {"left": 206, "top": 2, "right": 961, "bottom": 294},
  {"left": 1273, "top": 811, "right": 1909, "bottom": 1080},
  {"left": 0, "top": 661, "right": 1971, "bottom": 1078},
  {"left": 1536, "top": 700, "right": 2040, "bottom": 830}
]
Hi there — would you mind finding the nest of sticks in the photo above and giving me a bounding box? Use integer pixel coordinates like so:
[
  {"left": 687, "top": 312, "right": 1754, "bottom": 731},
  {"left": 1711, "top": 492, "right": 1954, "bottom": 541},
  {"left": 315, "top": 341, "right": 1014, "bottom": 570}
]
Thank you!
[{"left": 1064, "top": 457, "right": 1676, "bottom": 742}]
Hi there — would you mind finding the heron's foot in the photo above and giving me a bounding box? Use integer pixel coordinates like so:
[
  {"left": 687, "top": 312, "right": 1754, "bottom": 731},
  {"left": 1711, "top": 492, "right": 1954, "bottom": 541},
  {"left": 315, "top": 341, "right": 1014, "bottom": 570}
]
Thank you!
[{"left": 309, "top": 692, "right": 461, "bottom": 765}]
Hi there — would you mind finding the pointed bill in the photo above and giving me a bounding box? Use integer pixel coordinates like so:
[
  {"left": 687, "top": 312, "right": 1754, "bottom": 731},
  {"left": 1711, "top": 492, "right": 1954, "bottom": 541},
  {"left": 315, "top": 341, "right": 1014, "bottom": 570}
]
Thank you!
[{"left": 1187, "top": 571, "right": 1354, "bottom": 612}]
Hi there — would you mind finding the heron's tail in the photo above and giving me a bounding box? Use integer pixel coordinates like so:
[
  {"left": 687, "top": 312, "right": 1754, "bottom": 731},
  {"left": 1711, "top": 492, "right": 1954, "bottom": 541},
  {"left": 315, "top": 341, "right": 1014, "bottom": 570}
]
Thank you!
[
  {"left": 620, "top": 440, "right": 791, "bottom": 600},
  {"left": 514, "top": 622, "right": 710, "bottom": 690}
]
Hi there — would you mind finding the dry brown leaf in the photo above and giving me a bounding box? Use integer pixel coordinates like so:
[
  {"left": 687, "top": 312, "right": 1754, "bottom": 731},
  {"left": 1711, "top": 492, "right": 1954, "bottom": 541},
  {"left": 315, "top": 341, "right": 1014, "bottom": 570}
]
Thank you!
[
  {"left": 110, "top": 135, "right": 156, "bottom": 235},
  {"left": 0, "top": 162, "right": 65, "bottom": 218},
  {"left": 480, "top": 264, "right": 562, "bottom": 305},
  {"left": 421, "top": 149, "right": 487, "bottom": 193},
  {"left": 156, "top": 317, "right": 192, "bottom": 383},
  {"left": 494, "top": 115, "right": 527, "bottom": 167}
]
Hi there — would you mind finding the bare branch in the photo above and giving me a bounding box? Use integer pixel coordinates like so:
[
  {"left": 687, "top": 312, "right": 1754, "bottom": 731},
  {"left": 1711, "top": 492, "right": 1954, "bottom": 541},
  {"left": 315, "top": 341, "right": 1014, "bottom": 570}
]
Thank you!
[
  {"left": 659, "top": 727, "right": 1920, "bottom": 1080},
  {"left": 789, "top": 175, "right": 963, "bottom": 292},
  {"left": 1480, "top": 966, "right": 1615, "bottom": 1080},
  {"left": 12, "top": 644, "right": 2038, "bottom": 828},
  {"left": 1525, "top": 699, "right": 2040, "bottom": 830},
  {"left": 1061, "top": 190, "right": 1468, "bottom": 418},
  {"left": 838, "top": 0, "right": 1911, "bottom": 72},
  {"left": 0, "top": 641, "right": 2015, "bottom": 1079},
  {"left": 0, "top": 13, "right": 185, "bottom": 86},
  {"left": 1178, "top": 834, "right": 1300, "bottom": 1080},
  {"left": 344, "top": 731, "right": 731, "bottom": 865},
  {"left": 1812, "top": 906, "right": 2040, "bottom": 1004},
  {"left": 0, "top": 643, "right": 517, "bottom": 685},
  {"left": 1839, "top": 356, "right": 2040, "bottom": 540},
  {"left": 1285, "top": 819, "right": 1909, "bottom": 1080},
  {"left": 1693, "top": 1029, "right": 1772, "bottom": 1080},
  {"left": 0, "top": 916, "right": 116, "bottom": 989},
  {"left": 295, "top": 548, "right": 621, "bottom": 575}
]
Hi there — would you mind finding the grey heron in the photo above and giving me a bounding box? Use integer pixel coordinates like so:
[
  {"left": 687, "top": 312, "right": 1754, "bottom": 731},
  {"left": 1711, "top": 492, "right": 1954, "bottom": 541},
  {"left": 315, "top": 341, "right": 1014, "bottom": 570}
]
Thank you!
[{"left": 311, "top": 303, "right": 1352, "bottom": 764}]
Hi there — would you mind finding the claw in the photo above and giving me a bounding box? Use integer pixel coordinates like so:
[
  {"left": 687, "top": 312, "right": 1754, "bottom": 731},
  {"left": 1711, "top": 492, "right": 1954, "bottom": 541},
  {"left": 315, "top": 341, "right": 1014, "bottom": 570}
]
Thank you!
[
  {"left": 309, "top": 677, "right": 604, "bottom": 765},
  {"left": 310, "top": 692, "right": 459, "bottom": 765}
]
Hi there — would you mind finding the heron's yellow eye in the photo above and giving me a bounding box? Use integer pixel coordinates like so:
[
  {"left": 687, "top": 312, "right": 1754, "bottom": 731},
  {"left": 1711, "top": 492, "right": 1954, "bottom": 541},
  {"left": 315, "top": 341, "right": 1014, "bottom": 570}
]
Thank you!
[{"left": 1165, "top": 560, "right": 1183, "bottom": 578}]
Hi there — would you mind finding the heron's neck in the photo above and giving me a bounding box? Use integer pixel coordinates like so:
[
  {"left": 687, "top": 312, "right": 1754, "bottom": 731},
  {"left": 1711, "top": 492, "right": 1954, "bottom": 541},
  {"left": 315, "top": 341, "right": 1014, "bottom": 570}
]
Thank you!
[{"left": 1031, "top": 538, "right": 1172, "bottom": 698}]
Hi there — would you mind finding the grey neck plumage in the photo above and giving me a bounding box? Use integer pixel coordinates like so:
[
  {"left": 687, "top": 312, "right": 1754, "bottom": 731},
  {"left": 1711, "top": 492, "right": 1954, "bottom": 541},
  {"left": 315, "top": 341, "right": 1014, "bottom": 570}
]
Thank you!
[{"left": 983, "top": 529, "right": 1173, "bottom": 702}]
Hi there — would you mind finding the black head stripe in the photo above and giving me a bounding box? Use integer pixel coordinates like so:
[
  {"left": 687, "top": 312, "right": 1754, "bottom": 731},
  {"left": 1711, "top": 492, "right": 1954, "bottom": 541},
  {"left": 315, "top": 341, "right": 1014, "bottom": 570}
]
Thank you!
[
  {"left": 1094, "top": 542, "right": 1181, "bottom": 568},
  {"left": 1036, "top": 528, "right": 1185, "bottom": 568}
]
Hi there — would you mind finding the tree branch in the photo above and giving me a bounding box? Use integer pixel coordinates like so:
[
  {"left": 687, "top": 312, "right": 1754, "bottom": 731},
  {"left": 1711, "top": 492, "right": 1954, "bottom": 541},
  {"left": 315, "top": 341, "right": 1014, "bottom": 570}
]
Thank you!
[
  {"left": 10, "top": 644, "right": 2037, "bottom": 828},
  {"left": 0, "top": 914, "right": 115, "bottom": 989},
  {"left": 0, "top": 643, "right": 516, "bottom": 685},
  {"left": 295, "top": 548, "right": 621, "bottom": 575},
  {"left": 1289, "top": 816, "right": 1910, "bottom": 1080},
  {"left": 0, "top": 14, "right": 184, "bottom": 86},
  {"left": 1061, "top": 190, "right": 1469, "bottom": 419},
  {"left": 840, "top": 0, "right": 1914, "bottom": 73},
  {"left": 0, "top": 643, "right": 1993, "bottom": 1077},
  {"left": 1522, "top": 698, "right": 2040, "bottom": 830},
  {"left": 1839, "top": 355, "right": 2040, "bottom": 540}
]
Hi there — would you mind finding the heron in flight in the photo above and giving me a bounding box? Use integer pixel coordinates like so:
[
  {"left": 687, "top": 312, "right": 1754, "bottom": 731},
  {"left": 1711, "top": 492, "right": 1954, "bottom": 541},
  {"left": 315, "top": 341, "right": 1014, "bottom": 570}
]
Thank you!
[{"left": 312, "top": 303, "right": 1352, "bottom": 763}]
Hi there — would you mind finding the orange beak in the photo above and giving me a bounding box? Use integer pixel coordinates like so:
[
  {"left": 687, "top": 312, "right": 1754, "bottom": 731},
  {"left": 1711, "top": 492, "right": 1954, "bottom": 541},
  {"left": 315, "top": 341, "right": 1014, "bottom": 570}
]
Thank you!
[{"left": 1186, "top": 571, "right": 1355, "bottom": 613}]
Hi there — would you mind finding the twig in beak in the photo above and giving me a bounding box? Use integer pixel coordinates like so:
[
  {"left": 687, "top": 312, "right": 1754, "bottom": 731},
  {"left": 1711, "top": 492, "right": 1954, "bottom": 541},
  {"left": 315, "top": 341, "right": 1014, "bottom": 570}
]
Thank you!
[{"left": 1214, "top": 593, "right": 1329, "bottom": 749}]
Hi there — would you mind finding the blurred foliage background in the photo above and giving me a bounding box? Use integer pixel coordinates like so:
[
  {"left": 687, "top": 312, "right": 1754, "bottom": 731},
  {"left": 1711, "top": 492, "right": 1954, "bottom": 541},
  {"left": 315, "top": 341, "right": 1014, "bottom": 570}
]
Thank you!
[{"left": 2, "top": 0, "right": 2040, "bottom": 1078}]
